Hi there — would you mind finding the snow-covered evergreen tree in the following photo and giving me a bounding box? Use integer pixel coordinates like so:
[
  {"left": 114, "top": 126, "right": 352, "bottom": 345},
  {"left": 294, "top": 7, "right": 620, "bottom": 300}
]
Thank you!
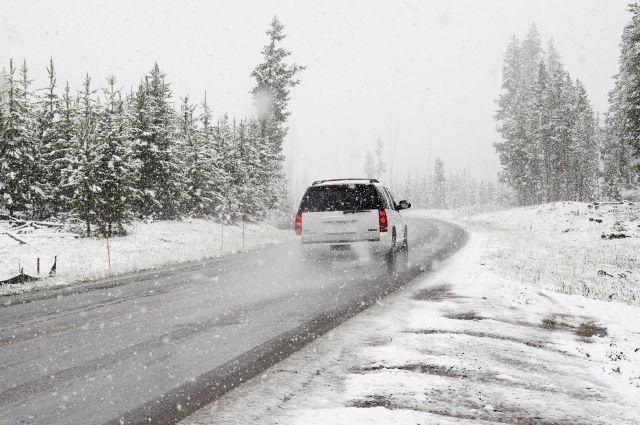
[
  {"left": 212, "top": 114, "right": 236, "bottom": 223},
  {"left": 94, "top": 76, "right": 137, "bottom": 236},
  {"left": 604, "top": 3, "right": 640, "bottom": 198},
  {"left": 432, "top": 158, "right": 446, "bottom": 209},
  {"left": 495, "top": 26, "right": 602, "bottom": 205},
  {"left": 571, "top": 80, "right": 599, "bottom": 201},
  {"left": 20, "top": 60, "right": 47, "bottom": 218},
  {"left": 36, "top": 58, "right": 64, "bottom": 217},
  {"left": 181, "top": 95, "right": 221, "bottom": 217},
  {"left": 0, "top": 59, "right": 40, "bottom": 217},
  {"left": 55, "top": 82, "right": 78, "bottom": 213},
  {"left": 375, "top": 137, "right": 386, "bottom": 178},
  {"left": 131, "top": 64, "right": 183, "bottom": 219},
  {"left": 364, "top": 151, "right": 375, "bottom": 178},
  {"left": 197, "top": 94, "right": 226, "bottom": 216},
  {"left": 64, "top": 74, "right": 99, "bottom": 235},
  {"left": 250, "top": 16, "right": 304, "bottom": 216}
]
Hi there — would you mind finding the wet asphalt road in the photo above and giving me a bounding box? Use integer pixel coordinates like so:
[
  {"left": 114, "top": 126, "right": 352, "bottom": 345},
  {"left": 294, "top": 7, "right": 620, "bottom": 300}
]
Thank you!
[{"left": 0, "top": 218, "right": 466, "bottom": 425}]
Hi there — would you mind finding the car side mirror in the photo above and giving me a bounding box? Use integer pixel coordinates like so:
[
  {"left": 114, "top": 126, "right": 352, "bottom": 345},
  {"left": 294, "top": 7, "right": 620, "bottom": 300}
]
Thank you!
[{"left": 398, "top": 200, "right": 411, "bottom": 210}]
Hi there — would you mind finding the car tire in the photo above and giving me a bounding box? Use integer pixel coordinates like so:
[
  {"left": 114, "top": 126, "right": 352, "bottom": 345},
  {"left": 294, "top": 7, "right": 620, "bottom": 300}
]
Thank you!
[
  {"left": 399, "top": 238, "right": 409, "bottom": 270},
  {"left": 385, "top": 228, "right": 398, "bottom": 270},
  {"left": 385, "top": 246, "right": 396, "bottom": 271}
]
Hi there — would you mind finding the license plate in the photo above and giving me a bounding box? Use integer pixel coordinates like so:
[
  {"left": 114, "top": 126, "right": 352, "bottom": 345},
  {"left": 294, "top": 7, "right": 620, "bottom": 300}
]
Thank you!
[{"left": 330, "top": 244, "right": 351, "bottom": 251}]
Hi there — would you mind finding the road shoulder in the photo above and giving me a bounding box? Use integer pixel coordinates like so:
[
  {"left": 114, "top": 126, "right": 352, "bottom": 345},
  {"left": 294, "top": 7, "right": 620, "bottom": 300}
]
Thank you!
[{"left": 183, "top": 227, "right": 640, "bottom": 425}]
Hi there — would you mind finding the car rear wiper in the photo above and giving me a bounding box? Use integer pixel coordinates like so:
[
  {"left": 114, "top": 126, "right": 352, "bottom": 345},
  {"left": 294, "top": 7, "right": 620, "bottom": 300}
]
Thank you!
[{"left": 343, "top": 209, "right": 369, "bottom": 214}]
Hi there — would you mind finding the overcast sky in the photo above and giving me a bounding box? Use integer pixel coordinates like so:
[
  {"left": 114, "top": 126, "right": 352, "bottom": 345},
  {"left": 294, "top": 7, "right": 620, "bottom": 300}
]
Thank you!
[{"left": 0, "top": 0, "right": 632, "bottom": 194}]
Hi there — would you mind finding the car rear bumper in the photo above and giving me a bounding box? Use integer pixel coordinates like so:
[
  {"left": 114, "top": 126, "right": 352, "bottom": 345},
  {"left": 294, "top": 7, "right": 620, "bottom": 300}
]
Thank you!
[
  {"left": 299, "top": 237, "right": 394, "bottom": 256},
  {"left": 301, "top": 237, "right": 379, "bottom": 244}
]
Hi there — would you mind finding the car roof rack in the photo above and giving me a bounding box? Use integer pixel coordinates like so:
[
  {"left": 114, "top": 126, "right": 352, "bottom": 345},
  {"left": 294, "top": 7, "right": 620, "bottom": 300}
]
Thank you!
[{"left": 312, "top": 178, "right": 379, "bottom": 185}]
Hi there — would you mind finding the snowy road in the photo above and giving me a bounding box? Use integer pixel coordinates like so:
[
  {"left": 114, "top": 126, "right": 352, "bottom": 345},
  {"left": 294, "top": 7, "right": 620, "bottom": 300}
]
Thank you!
[{"left": 0, "top": 218, "right": 465, "bottom": 425}]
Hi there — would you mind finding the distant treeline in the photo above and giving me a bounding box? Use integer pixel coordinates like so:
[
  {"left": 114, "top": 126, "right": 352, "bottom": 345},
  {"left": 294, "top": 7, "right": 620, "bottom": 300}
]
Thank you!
[
  {"left": 495, "top": 17, "right": 640, "bottom": 206},
  {"left": 397, "top": 158, "right": 513, "bottom": 210},
  {"left": 0, "top": 17, "right": 303, "bottom": 237}
]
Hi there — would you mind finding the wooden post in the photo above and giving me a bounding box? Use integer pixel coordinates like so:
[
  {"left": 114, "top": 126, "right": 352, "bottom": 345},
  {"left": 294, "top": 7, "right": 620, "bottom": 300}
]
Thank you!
[
  {"left": 242, "top": 220, "right": 245, "bottom": 250},
  {"left": 106, "top": 236, "right": 112, "bottom": 273},
  {"left": 37, "top": 258, "right": 40, "bottom": 275}
]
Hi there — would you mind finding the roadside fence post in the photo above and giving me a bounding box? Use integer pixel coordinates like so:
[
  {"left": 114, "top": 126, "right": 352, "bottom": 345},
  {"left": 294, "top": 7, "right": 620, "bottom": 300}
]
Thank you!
[{"left": 106, "top": 236, "right": 112, "bottom": 273}]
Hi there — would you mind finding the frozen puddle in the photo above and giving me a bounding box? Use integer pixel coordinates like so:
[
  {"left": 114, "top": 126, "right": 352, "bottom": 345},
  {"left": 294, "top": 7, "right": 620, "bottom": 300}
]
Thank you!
[{"left": 184, "top": 231, "right": 640, "bottom": 425}]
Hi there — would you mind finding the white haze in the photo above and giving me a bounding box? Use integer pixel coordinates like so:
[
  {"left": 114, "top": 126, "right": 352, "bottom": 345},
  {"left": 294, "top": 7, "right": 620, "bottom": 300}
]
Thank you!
[{"left": 0, "top": 0, "right": 630, "bottom": 197}]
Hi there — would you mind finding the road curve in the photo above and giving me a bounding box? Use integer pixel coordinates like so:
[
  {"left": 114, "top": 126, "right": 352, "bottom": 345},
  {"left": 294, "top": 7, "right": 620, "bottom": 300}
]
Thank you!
[{"left": 0, "top": 218, "right": 466, "bottom": 425}]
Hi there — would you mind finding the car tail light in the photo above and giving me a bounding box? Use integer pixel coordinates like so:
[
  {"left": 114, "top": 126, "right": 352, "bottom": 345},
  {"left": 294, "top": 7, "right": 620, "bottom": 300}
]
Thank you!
[
  {"left": 295, "top": 212, "right": 302, "bottom": 235},
  {"left": 378, "top": 209, "right": 388, "bottom": 232}
]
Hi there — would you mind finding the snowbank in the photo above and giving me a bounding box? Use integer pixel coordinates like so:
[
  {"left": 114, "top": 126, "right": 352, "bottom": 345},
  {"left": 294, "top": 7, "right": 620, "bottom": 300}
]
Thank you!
[{"left": 0, "top": 219, "right": 292, "bottom": 296}]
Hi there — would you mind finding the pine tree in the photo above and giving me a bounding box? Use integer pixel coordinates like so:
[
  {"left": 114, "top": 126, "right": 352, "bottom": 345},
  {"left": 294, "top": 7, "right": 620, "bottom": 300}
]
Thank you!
[
  {"left": 532, "top": 59, "right": 551, "bottom": 201},
  {"left": 233, "top": 118, "right": 259, "bottom": 223},
  {"left": 128, "top": 80, "right": 151, "bottom": 216},
  {"left": 250, "top": 17, "right": 304, "bottom": 216},
  {"left": 0, "top": 59, "right": 37, "bottom": 217},
  {"left": 495, "top": 35, "right": 539, "bottom": 205},
  {"left": 132, "top": 64, "right": 183, "bottom": 219},
  {"left": 198, "top": 94, "right": 226, "bottom": 216},
  {"left": 181, "top": 95, "right": 218, "bottom": 217},
  {"left": 37, "top": 58, "right": 64, "bottom": 217},
  {"left": 212, "top": 114, "right": 236, "bottom": 223},
  {"left": 375, "top": 137, "right": 386, "bottom": 178},
  {"left": 364, "top": 151, "right": 375, "bottom": 178},
  {"left": 56, "top": 82, "right": 78, "bottom": 213},
  {"left": 21, "top": 60, "right": 48, "bottom": 218},
  {"left": 433, "top": 158, "right": 446, "bottom": 208},
  {"left": 94, "top": 76, "right": 136, "bottom": 237},
  {"left": 604, "top": 3, "right": 640, "bottom": 197},
  {"left": 65, "top": 74, "right": 99, "bottom": 235},
  {"left": 571, "top": 80, "right": 599, "bottom": 201}
]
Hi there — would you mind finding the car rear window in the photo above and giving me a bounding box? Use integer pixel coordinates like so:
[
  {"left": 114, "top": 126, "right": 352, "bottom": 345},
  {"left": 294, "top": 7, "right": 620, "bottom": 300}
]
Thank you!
[{"left": 298, "top": 184, "right": 383, "bottom": 212}]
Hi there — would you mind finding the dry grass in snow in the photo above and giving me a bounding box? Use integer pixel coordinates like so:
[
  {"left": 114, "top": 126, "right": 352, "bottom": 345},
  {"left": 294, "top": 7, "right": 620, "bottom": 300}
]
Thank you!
[{"left": 411, "top": 202, "right": 640, "bottom": 304}]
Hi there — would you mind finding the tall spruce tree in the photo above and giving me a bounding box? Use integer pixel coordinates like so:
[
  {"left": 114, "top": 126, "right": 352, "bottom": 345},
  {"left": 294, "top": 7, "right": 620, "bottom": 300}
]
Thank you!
[
  {"left": 604, "top": 3, "right": 640, "bottom": 197},
  {"left": 364, "top": 151, "right": 376, "bottom": 178},
  {"left": 181, "top": 95, "right": 218, "bottom": 217},
  {"left": 0, "top": 59, "right": 36, "bottom": 217},
  {"left": 94, "top": 76, "right": 136, "bottom": 236},
  {"left": 198, "top": 94, "right": 226, "bottom": 216},
  {"left": 250, "top": 17, "right": 304, "bottom": 216},
  {"left": 212, "top": 114, "right": 236, "bottom": 223},
  {"left": 37, "top": 58, "right": 64, "bottom": 217},
  {"left": 56, "top": 82, "right": 78, "bottom": 213},
  {"left": 131, "top": 64, "right": 183, "bottom": 219},
  {"left": 65, "top": 75, "right": 99, "bottom": 235},
  {"left": 433, "top": 158, "right": 446, "bottom": 208},
  {"left": 571, "top": 80, "right": 599, "bottom": 201}
]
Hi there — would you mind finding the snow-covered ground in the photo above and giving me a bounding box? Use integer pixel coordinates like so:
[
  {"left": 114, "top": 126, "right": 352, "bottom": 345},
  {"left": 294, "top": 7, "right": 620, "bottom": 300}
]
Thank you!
[
  {"left": 0, "top": 219, "right": 292, "bottom": 296},
  {"left": 420, "top": 202, "right": 640, "bottom": 304},
  {"left": 184, "top": 204, "right": 640, "bottom": 424}
]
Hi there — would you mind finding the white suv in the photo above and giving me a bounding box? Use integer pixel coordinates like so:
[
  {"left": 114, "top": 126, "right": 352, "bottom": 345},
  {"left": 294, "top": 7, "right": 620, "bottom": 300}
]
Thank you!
[{"left": 294, "top": 178, "right": 411, "bottom": 266}]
